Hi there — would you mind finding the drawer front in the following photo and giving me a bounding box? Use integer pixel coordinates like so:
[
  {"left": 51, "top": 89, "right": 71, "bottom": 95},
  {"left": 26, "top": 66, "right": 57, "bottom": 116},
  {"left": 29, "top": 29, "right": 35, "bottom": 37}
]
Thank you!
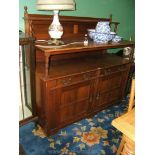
[
  {"left": 101, "top": 64, "right": 128, "bottom": 76},
  {"left": 45, "top": 71, "right": 97, "bottom": 89},
  {"left": 56, "top": 71, "right": 97, "bottom": 87}
]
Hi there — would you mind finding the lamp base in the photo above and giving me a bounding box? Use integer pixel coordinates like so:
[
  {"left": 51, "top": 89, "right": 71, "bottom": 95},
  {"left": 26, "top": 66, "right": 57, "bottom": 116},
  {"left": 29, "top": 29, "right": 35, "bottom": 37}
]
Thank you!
[{"left": 47, "top": 39, "right": 64, "bottom": 46}]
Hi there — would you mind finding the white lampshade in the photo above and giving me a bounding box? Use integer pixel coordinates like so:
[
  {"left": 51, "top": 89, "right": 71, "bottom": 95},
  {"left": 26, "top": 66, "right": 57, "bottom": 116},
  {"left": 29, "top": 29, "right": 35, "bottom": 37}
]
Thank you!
[{"left": 36, "top": 0, "right": 75, "bottom": 10}]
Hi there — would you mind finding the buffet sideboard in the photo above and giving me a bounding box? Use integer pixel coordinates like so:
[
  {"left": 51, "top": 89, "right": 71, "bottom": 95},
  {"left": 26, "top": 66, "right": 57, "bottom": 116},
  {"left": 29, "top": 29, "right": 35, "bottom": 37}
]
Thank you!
[
  {"left": 24, "top": 7, "right": 134, "bottom": 135},
  {"left": 34, "top": 41, "right": 134, "bottom": 135}
]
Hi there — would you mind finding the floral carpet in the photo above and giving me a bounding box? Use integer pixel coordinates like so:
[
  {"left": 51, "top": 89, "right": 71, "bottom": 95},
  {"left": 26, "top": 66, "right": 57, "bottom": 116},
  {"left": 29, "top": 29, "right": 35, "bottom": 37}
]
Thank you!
[{"left": 19, "top": 99, "right": 128, "bottom": 155}]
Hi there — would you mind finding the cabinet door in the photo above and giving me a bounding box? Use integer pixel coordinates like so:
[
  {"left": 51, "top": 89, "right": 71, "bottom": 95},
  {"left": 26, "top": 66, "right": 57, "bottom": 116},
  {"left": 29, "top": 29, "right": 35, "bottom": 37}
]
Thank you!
[
  {"left": 93, "top": 71, "right": 125, "bottom": 111},
  {"left": 48, "top": 80, "right": 94, "bottom": 128}
]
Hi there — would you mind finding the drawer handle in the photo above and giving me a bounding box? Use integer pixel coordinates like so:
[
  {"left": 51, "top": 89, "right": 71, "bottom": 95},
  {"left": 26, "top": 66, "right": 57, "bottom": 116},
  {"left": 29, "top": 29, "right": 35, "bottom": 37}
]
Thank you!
[
  {"left": 106, "top": 67, "right": 125, "bottom": 73},
  {"left": 62, "top": 78, "right": 72, "bottom": 86},
  {"left": 118, "top": 67, "right": 126, "bottom": 71},
  {"left": 83, "top": 74, "right": 90, "bottom": 80},
  {"left": 68, "top": 78, "right": 72, "bottom": 81},
  {"left": 104, "top": 70, "right": 108, "bottom": 74},
  {"left": 62, "top": 80, "right": 69, "bottom": 86},
  {"left": 107, "top": 69, "right": 112, "bottom": 73}
]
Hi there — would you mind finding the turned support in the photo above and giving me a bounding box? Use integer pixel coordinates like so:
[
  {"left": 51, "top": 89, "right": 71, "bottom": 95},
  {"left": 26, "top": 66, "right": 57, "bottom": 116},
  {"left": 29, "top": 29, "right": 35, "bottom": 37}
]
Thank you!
[{"left": 45, "top": 54, "right": 50, "bottom": 77}]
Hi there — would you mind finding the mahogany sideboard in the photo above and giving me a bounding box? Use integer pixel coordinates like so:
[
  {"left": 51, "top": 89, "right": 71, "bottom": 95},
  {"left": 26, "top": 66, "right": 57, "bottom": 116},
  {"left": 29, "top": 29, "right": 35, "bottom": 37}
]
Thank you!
[
  {"left": 34, "top": 40, "right": 134, "bottom": 136},
  {"left": 24, "top": 7, "right": 134, "bottom": 135}
]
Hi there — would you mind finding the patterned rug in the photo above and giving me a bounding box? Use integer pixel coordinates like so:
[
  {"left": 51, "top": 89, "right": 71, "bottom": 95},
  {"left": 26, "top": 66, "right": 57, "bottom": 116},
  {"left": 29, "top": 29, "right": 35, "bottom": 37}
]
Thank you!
[{"left": 19, "top": 99, "right": 128, "bottom": 155}]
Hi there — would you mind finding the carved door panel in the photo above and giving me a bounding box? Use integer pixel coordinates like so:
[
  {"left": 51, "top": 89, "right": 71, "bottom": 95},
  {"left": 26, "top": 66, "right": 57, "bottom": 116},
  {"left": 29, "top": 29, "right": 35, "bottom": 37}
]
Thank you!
[
  {"left": 93, "top": 71, "right": 124, "bottom": 111},
  {"left": 49, "top": 80, "right": 94, "bottom": 128}
]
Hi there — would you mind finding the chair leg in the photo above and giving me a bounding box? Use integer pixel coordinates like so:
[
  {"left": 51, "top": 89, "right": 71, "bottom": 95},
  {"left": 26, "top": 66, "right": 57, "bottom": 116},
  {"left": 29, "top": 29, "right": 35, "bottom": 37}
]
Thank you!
[{"left": 116, "top": 136, "right": 125, "bottom": 155}]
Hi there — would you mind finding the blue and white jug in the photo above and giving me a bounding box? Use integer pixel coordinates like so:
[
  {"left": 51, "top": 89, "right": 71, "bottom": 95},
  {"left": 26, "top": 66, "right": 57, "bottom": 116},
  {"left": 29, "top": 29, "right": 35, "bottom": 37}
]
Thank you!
[{"left": 95, "top": 21, "right": 111, "bottom": 34}]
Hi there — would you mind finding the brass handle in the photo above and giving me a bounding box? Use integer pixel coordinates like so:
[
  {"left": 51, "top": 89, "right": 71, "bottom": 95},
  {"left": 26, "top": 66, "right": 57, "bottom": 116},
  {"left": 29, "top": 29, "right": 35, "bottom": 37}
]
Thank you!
[
  {"left": 104, "top": 70, "right": 108, "bottom": 74},
  {"left": 118, "top": 67, "right": 126, "bottom": 71},
  {"left": 83, "top": 74, "right": 90, "bottom": 80},
  {"left": 107, "top": 68, "right": 123, "bottom": 73},
  {"left": 62, "top": 79, "right": 69, "bottom": 86},
  {"left": 107, "top": 69, "right": 111, "bottom": 72},
  {"left": 68, "top": 78, "right": 72, "bottom": 82},
  {"left": 62, "top": 78, "right": 72, "bottom": 86},
  {"left": 105, "top": 69, "right": 112, "bottom": 74}
]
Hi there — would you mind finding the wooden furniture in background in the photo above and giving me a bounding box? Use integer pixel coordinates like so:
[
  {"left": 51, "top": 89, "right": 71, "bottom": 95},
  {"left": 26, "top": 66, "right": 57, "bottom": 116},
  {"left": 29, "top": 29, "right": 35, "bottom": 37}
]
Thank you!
[
  {"left": 19, "top": 32, "right": 36, "bottom": 123},
  {"left": 112, "top": 79, "right": 135, "bottom": 155},
  {"left": 24, "top": 7, "right": 134, "bottom": 136}
]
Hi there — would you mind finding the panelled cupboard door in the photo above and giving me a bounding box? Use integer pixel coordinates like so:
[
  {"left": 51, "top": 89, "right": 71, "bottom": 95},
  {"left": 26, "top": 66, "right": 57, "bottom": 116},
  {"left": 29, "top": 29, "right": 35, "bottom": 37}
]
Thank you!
[
  {"left": 49, "top": 79, "right": 95, "bottom": 128},
  {"left": 93, "top": 71, "right": 125, "bottom": 111}
]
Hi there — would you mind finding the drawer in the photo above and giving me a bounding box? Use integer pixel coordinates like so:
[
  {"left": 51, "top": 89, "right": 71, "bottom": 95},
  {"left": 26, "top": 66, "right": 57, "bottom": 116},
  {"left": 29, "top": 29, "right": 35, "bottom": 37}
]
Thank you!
[
  {"left": 101, "top": 65, "right": 128, "bottom": 76},
  {"left": 56, "top": 71, "right": 97, "bottom": 87}
]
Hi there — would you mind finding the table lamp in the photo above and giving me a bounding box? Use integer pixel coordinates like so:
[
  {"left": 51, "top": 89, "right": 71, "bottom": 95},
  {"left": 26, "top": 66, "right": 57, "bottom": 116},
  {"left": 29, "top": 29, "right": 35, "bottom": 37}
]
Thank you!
[{"left": 36, "top": 0, "right": 75, "bottom": 45}]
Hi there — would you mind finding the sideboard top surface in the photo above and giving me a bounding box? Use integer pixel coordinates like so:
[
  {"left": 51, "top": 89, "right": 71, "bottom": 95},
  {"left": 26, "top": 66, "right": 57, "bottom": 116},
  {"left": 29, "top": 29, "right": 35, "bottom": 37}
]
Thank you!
[{"left": 35, "top": 40, "right": 134, "bottom": 56}]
